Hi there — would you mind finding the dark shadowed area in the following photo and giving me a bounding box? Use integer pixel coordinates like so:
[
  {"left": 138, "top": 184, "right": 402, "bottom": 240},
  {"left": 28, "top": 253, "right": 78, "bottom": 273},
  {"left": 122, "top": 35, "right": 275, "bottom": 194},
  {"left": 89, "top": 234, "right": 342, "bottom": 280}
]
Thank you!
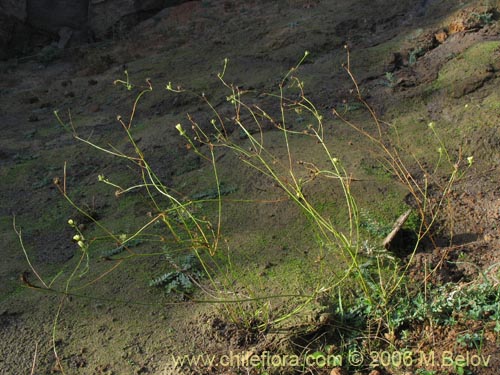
[{"left": 1, "top": 1, "right": 499, "bottom": 374}]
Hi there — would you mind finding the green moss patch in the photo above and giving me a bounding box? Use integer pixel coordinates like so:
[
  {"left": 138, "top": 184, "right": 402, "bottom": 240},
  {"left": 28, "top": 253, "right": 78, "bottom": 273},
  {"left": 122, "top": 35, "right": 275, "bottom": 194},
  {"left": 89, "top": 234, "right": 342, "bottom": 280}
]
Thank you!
[{"left": 435, "top": 41, "right": 500, "bottom": 97}]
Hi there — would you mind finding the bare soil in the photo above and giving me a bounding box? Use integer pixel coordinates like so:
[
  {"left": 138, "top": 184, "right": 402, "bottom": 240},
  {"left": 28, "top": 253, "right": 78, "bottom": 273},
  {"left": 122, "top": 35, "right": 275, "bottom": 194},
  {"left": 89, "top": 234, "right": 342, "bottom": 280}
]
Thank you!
[{"left": 1, "top": 1, "right": 499, "bottom": 374}]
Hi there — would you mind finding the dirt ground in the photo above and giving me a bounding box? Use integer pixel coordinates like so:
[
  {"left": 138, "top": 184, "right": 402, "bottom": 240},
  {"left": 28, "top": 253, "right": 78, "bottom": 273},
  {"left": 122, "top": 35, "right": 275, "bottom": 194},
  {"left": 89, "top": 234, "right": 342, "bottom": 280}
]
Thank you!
[{"left": 1, "top": 0, "right": 500, "bottom": 374}]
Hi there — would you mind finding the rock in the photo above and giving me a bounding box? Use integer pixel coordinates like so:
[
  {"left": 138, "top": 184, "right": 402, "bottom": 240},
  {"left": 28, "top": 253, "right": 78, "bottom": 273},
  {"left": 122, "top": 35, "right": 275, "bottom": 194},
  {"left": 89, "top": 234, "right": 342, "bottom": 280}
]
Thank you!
[
  {"left": 0, "top": 0, "right": 27, "bottom": 59},
  {"left": 57, "top": 27, "right": 73, "bottom": 49},
  {"left": 0, "top": 14, "right": 13, "bottom": 59},
  {"left": 0, "top": 0, "right": 193, "bottom": 59},
  {"left": 434, "top": 29, "right": 448, "bottom": 44},
  {"left": 26, "top": 0, "right": 88, "bottom": 33},
  {"left": 0, "top": 0, "right": 27, "bottom": 20},
  {"left": 1, "top": 0, "right": 86, "bottom": 58},
  {"left": 88, "top": 0, "right": 191, "bottom": 40}
]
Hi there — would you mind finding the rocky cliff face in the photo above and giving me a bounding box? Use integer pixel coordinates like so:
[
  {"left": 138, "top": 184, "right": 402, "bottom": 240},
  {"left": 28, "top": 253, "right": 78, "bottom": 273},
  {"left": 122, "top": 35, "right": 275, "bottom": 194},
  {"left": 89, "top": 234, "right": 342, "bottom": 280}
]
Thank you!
[
  {"left": 0, "top": 0, "right": 27, "bottom": 59},
  {"left": 89, "top": 0, "right": 188, "bottom": 40},
  {"left": 27, "top": 0, "right": 89, "bottom": 32},
  {"left": 0, "top": 0, "right": 190, "bottom": 59}
]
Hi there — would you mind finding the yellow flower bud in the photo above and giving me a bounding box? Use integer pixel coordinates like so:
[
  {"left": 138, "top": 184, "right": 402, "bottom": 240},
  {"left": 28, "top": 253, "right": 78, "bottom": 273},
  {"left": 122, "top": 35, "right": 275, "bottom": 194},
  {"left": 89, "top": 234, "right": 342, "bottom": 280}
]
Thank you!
[{"left": 175, "top": 123, "right": 186, "bottom": 136}]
